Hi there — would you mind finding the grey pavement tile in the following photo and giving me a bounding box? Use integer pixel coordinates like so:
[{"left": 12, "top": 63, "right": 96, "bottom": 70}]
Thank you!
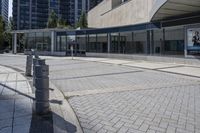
[
  {"left": 0, "top": 119, "right": 12, "bottom": 129},
  {"left": 0, "top": 126, "right": 12, "bottom": 133},
  {"left": 0, "top": 100, "right": 14, "bottom": 113},
  {"left": 13, "top": 115, "right": 32, "bottom": 126},
  {"left": 1, "top": 55, "right": 200, "bottom": 133},
  {"left": 69, "top": 84, "right": 200, "bottom": 133},
  {"left": 117, "top": 127, "right": 129, "bottom": 133},
  {"left": 92, "top": 123, "right": 103, "bottom": 131},
  {"left": 13, "top": 124, "right": 30, "bottom": 133},
  {"left": 0, "top": 112, "right": 13, "bottom": 120}
]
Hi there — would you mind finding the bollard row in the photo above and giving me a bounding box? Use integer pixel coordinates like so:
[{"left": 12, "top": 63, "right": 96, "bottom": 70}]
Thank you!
[
  {"left": 25, "top": 54, "right": 33, "bottom": 76},
  {"left": 34, "top": 59, "right": 50, "bottom": 114},
  {"left": 25, "top": 53, "right": 50, "bottom": 115}
]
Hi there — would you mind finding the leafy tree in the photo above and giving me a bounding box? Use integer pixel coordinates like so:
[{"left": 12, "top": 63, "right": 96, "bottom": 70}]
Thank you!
[
  {"left": 47, "top": 10, "right": 58, "bottom": 28},
  {"left": 57, "top": 18, "right": 68, "bottom": 28},
  {"left": 8, "top": 17, "right": 14, "bottom": 30},
  {"left": 0, "top": 16, "right": 5, "bottom": 50},
  {"left": 3, "top": 17, "right": 14, "bottom": 50},
  {"left": 76, "top": 12, "right": 88, "bottom": 29}
]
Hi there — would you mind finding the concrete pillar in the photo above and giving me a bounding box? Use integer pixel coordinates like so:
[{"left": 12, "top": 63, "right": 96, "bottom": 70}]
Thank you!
[
  {"left": 150, "top": 30, "right": 154, "bottom": 55},
  {"left": 184, "top": 27, "right": 188, "bottom": 58},
  {"left": 13, "top": 33, "right": 17, "bottom": 54},
  {"left": 51, "top": 31, "right": 55, "bottom": 55},
  {"left": 161, "top": 28, "right": 166, "bottom": 55},
  {"left": 146, "top": 31, "right": 151, "bottom": 55},
  {"left": 107, "top": 33, "right": 111, "bottom": 53}
]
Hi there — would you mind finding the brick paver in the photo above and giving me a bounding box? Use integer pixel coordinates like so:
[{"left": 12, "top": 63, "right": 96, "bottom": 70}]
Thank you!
[
  {"left": 1, "top": 55, "right": 200, "bottom": 133},
  {"left": 69, "top": 84, "right": 200, "bottom": 133}
]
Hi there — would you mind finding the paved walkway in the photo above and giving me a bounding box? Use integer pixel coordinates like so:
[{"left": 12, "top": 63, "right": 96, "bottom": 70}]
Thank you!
[
  {"left": 49, "top": 57, "right": 200, "bottom": 133},
  {"left": 1, "top": 54, "right": 200, "bottom": 133},
  {"left": 0, "top": 64, "right": 82, "bottom": 133},
  {"left": 0, "top": 65, "right": 32, "bottom": 133}
]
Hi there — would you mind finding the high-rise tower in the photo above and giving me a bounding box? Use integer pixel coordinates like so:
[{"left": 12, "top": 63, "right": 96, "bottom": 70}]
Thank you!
[{"left": 0, "top": 0, "right": 8, "bottom": 25}]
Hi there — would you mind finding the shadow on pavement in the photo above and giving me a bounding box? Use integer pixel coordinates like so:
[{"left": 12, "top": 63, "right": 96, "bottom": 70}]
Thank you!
[
  {"left": 29, "top": 112, "right": 54, "bottom": 133},
  {"left": 0, "top": 82, "right": 35, "bottom": 100},
  {"left": 53, "top": 113, "right": 77, "bottom": 133},
  {"left": 0, "top": 82, "right": 77, "bottom": 133},
  {"left": 29, "top": 111, "right": 77, "bottom": 133}
]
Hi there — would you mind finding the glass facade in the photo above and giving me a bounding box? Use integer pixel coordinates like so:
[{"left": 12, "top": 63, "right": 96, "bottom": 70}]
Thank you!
[
  {"left": 76, "top": 35, "right": 87, "bottom": 51},
  {"left": 25, "top": 32, "right": 51, "bottom": 51},
  {"left": 119, "top": 32, "right": 133, "bottom": 54},
  {"left": 164, "top": 27, "right": 184, "bottom": 56},
  {"left": 13, "top": 0, "right": 49, "bottom": 30},
  {"left": 133, "top": 31, "right": 147, "bottom": 54},
  {"left": 13, "top": 0, "right": 90, "bottom": 30},
  {"left": 88, "top": 0, "right": 103, "bottom": 10},
  {"left": 56, "top": 36, "right": 67, "bottom": 52},
  {"left": 83, "top": 28, "right": 184, "bottom": 56},
  {"left": 87, "top": 34, "right": 97, "bottom": 52},
  {"left": 152, "top": 26, "right": 185, "bottom": 56},
  {"left": 0, "top": 0, "right": 8, "bottom": 25},
  {"left": 21, "top": 22, "right": 200, "bottom": 58},
  {"left": 97, "top": 34, "right": 108, "bottom": 53}
]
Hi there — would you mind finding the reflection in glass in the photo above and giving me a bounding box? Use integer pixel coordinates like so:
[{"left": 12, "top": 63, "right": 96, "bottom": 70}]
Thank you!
[
  {"left": 87, "top": 34, "right": 97, "bottom": 52},
  {"left": 97, "top": 34, "right": 108, "bottom": 53}
]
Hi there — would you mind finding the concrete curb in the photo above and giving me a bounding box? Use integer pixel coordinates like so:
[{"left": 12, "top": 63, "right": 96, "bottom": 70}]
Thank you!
[
  {"left": 49, "top": 82, "right": 83, "bottom": 133},
  {"left": 1, "top": 64, "right": 83, "bottom": 133}
]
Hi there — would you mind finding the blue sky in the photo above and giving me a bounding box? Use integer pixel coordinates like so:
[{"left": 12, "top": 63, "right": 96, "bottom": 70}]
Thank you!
[{"left": 9, "top": 0, "right": 12, "bottom": 17}]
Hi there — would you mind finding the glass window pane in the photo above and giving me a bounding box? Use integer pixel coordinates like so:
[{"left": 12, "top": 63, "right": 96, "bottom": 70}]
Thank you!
[{"left": 97, "top": 34, "right": 108, "bottom": 53}]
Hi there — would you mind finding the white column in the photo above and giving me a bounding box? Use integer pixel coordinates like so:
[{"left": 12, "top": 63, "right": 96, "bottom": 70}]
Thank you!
[
  {"left": 13, "top": 33, "right": 17, "bottom": 54},
  {"left": 51, "top": 31, "right": 55, "bottom": 55}
]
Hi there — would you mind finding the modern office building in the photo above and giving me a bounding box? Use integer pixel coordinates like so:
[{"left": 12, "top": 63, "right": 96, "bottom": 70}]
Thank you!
[
  {"left": 0, "top": 0, "right": 8, "bottom": 25},
  {"left": 13, "top": 0, "right": 91, "bottom": 30},
  {"left": 12, "top": 0, "right": 200, "bottom": 64},
  {"left": 88, "top": 0, "right": 103, "bottom": 10},
  {"left": 69, "top": 0, "right": 88, "bottom": 25},
  {"left": 13, "top": 0, "right": 49, "bottom": 30}
]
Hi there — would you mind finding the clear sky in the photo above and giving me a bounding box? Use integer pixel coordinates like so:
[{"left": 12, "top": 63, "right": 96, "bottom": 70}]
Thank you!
[{"left": 9, "top": 0, "right": 13, "bottom": 17}]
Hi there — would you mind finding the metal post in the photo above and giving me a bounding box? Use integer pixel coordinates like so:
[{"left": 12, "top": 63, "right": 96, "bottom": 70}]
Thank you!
[
  {"left": 25, "top": 54, "right": 33, "bottom": 76},
  {"left": 34, "top": 59, "right": 50, "bottom": 115},
  {"left": 13, "top": 33, "right": 17, "bottom": 54},
  {"left": 32, "top": 50, "right": 40, "bottom": 86},
  {"left": 32, "top": 49, "right": 39, "bottom": 59},
  {"left": 71, "top": 45, "right": 74, "bottom": 60},
  {"left": 51, "top": 31, "right": 55, "bottom": 55}
]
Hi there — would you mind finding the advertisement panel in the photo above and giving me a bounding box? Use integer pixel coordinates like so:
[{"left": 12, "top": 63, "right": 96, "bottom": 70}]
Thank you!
[{"left": 187, "top": 28, "right": 200, "bottom": 55}]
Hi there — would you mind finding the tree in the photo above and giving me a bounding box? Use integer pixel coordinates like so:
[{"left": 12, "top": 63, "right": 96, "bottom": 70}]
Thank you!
[
  {"left": 57, "top": 18, "right": 68, "bottom": 28},
  {"left": 76, "top": 12, "right": 88, "bottom": 29},
  {"left": 0, "top": 16, "right": 5, "bottom": 50},
  {"left": 3, "top": 17, "right": 14, "bottom": 50},
  {"left": 8, "top": 17, "right": 14, "bottom": 30},
  {"left": 47, "top": 10, "right": 58, "bottom": 28}
]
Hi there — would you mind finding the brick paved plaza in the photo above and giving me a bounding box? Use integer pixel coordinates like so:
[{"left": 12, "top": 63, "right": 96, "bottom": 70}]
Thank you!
[{"left": 0, "top": 54, "right": 200, "bottom": 133}]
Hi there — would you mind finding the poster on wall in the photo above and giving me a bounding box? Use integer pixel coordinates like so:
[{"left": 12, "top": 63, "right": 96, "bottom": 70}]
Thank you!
[
  {"left": 187, "top": 28, "right": 200, "bottom": 47},
  {"left": 187, "top": 28, "right": 200, "bottom": 55}
]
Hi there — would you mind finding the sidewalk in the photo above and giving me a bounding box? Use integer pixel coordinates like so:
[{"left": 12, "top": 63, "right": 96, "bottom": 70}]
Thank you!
[
  {"left": 0, "top": 66, "right": 32, "bottom": 133},
  {"left": 75, "top": 57, "right": 200, "bottom": 78},
  {"left": 0, "top": 65, "right": 83, "bottom": 133}
]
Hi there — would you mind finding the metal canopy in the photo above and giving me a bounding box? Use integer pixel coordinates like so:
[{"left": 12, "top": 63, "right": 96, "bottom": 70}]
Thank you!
[
  {"left": 60, "top": 22, "right": 161, "bottom": 36},
  {"left": 151, "top": 0, "right": 200, "bottom": 21}
]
